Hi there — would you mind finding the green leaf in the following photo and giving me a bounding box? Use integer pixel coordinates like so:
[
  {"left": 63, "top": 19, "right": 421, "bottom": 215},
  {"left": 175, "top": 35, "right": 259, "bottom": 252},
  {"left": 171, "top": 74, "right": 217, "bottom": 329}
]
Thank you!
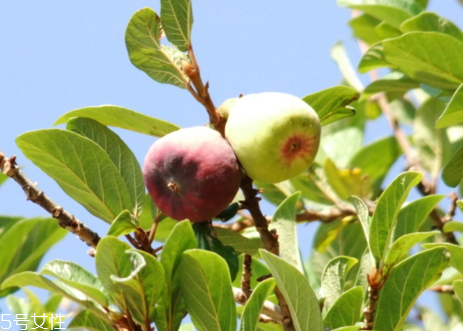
[
  {"left": 290, "top": 170, "right": 333, "bottom": 207},
  {"left": 260, "top": 250, "right": 323, "bottom": 331},
  {"left": 179, "top": 250, "right": 236, "bottom": 331},
  {"left": 0, "top": 172, "right": 7, "bottom": 186},
  {"left": 400, "top": 12, "right": 463, "bottom": 42},
  {"left": 358, "top": 43, "right": 392, "bottom": 73},
  {"left": 159, "top": 220, "right": 197, "bottom": 331},
  {"left": 361, "top": 72, "right": 419, "bottom": 101},
  {"left": 331, "top": 42, "right": 363, "bottom": 92},
  {"left": 331, "top": 327, "right": 360, "bottom": 331},
  {"left": 270, "top": 192, "right": 303, "bottom": 271},
  {"left": 160, "top": 0, "right": 193, "bottom": 52},
  {"left": 349, "top": 136, "right": 402, "bottom": 194},
  {"left": 17, "top": 129, "right": 133, "bottom": 223},
  {"left": 423, "top": 243, "right": 463, "bottom": 274},
  {"left": 324, "top": 159, "right": 371, "bottom": 200},
  {"left": 443, "top": 144, "right": 463, "bottom": 188},
  {"left": 302, "top": 86, "right": 359, "bottom": 127},
  {"left": 214, "top": 227, "right": 263, "bottom": 255},
  {"left": 454, "top": 280, "right": 463, "bottom": 308},
  {"left": 385, "top": 231, "right": 439, "bottom": 266},
  {"left": 179, "top": 324, "right": 195, "bottom": 331},
  {"left": 239, "top": 278, "right": 276, "bottom": 331},
  {"left": 125, "top": 8, "right": 188, "bottom": 88},
  {"left": 54, "top": 105, "right": 180, "bottom": 137},
  {"left": 337, "top": 0, "right": 423, "bottom": 28},
  {"left": 67, "top": 117, "right": 145, "bottom": 215},
  {"left": 443, "top": 221, "right": 463, "bottom": 233},
  {"left": 369, "top": 172, "right": 422, "bottom": 265},
  {"left": 436, "top": 83, "right": 463, "bottom": 128},
  {"left": 0, "top": 216, "right": 22, "bottom": 241},
  {"left": 40, "top": 260, "right": 109, "bottom": 307},
  {"left": 393, "top": 195, "right": 445, "bottom": 240},
  {"left": 373, "top": 247, "right": 450, "bottom": 331},
  {"left": 44, "top": 293, "right": 63, "bottom": 313},
  {"left": 321, "top": 256, "right": 358, "bottom": 313},
  {"left": 349, "top": 14, "right": 381, "bottom": 45},
  {"left": 324, "top": 286, "right": 363, "bottom": 329},
  {"left": 382, "top": 32, "right": 463, "bottom": 90},
  {"left": 254, "top": 180, "right": 297, "bottom": 207},
  {"left": 0, "top": 218, "right": 67, "bottom": 297},
  {"left": 107, "top": 210, "right": 139, "bottom": 237},
  {"left": 68, "top": 310, "right": 116, "bottom": 331},
  {"left": 375, "top": 22, "right": 402, "bottom": 39},
  {"left": 348, "top": 196, "right": 371, "bottom": 252}
]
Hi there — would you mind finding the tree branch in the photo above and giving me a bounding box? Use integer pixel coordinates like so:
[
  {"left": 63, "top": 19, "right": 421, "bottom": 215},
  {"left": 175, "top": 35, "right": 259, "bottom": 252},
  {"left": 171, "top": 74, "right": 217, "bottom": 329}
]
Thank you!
[
  {"left": 0, "top": 151, "right": 101, "bottom": 248},
  {"left": 241, "top": 253, "right": 253, "bottom": 299}
]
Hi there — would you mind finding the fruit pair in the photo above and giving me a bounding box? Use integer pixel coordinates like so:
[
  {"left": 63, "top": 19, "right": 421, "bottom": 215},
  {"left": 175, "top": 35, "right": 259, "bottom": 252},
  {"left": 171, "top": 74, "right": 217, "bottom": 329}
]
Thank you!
[{"left": 143, "top": 92, "right": 321, "bottom": 222}]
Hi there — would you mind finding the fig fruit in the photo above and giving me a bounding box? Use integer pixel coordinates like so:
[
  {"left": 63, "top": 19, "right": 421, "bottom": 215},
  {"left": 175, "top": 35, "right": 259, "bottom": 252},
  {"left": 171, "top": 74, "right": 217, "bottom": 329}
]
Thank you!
[
  {"left": 143, "top": 126, "right": 241, "bottom": 222},
  {"left": 225, "top": 92, "right": 321, "bottom": 183}
]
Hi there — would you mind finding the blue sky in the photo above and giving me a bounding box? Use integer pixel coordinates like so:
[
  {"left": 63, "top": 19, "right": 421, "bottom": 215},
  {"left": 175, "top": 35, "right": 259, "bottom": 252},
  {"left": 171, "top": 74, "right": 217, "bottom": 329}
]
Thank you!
[{"left": 1, "top": 0, "right": 462, "bottom": 328}]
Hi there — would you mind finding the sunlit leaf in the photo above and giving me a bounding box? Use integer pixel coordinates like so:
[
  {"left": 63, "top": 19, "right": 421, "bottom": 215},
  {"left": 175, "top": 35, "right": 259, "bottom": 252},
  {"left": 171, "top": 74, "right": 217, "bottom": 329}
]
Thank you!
[
  {"left": 68, "top": 310, "right": 116, "bottom": 331},
  {"left": 324, "top": 286, "right": 363, "bottom": 329},
  {"left": 436, "top": 83, "right": 463, "bottom": 128},
  {"left": 358, "top": 43, "right": 392, "bottom": 73},
  {"left": 400, "top": 12, "right": 463, "bottom": 42},
  {"left": 214, "top": 227, "right": 263, "bottom": 255},
  {"left": 160, "top": 0, "right": 193, "bottom": 52},
  {"left": 239, "top": 278, "right": 276, "bottom": 331},
  {"left": 331, "top": 42, "right": 363, "bottom": 92},
  {"left": 361, "top": 72, "right": 419, "bottom": 101},
  {"left": 349, "top": 14, "right": 381, "bottom": 45},
  {"left": 385, "top": 231, "right": 439, "bottom": 266},
  {"left": 423, "top": 243, "right": 463, "bottom": 274},
  {"left": 107, "top": 210, "right": 139, "bottom": 237}
]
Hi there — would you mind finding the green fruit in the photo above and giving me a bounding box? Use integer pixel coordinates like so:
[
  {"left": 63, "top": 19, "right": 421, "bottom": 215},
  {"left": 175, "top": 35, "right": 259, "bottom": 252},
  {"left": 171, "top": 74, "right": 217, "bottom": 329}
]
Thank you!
[
  {"left": 217, "top": 98, "right": 238, "bottom": 120},
  {"left": 225, "top": 92, "right": 321, "bottom": 183}
]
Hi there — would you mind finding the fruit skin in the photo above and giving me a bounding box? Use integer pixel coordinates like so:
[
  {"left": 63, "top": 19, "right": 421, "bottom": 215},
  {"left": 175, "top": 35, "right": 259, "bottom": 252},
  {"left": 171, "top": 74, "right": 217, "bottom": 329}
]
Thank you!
[
  {"left": 225, "top": 92, "right": 321, "bottom": 183},
  {"left": 143, "top": 126, "right": 241, "bottom": 222}
]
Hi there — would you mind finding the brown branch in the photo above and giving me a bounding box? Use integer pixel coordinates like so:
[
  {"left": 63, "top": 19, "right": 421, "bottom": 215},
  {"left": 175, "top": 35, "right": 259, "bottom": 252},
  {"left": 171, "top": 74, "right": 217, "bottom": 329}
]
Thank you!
[
  {"left": 0, "top": 152, "right": 100, "bottom": 248},
  {"left": 241, "top": 253, "right": 252, "bottom": 299},
  {"left": 430, "top": 285, "right": 454, "bottom": 294},
  {"left": 362, "top": 268, "right": 386, "bottom": 330}
]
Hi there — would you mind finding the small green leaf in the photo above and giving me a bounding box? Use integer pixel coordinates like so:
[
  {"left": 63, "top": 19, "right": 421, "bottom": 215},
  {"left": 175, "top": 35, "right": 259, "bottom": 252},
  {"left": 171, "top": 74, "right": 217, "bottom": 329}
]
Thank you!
[
  {"left": 0, "top": 173, "right": 7, "bottom": 186},
  {"left": 385, "top": 231, "right": 439, "bottom": 266},
  {"left": 0, "top": 216, "right": 22, "bottom": 241},
  {"left": 349, "top": 14, "right": 381, "bottom": 45},
  {"left": 321, "top": 256, "right": 358, "bottom": 313},
  {"left": 400, "top": 12, "right": 463, "bottom": 42},
  {"left": 375, "top": 22, "right": 402, "bottom": 39},
  {"left": 239, "top": 278, "right": 276, "bottom": 331},
  {"left": 0, "top": 218, "right": 67, "bottom": 297},
  {"left": 214, "top": 227, "right": 263, "bottom": 255},
  {"left": 358, "top": 43, "right": 392, "bottom": 73},
  {"left": 348, "top": 196, "right": 370, "bottom": 250},
  {"left": 337, "top": 0, "right": 422, "bottom": 28},
  {"left": 324, "top": 286, "right": 363, "bottom": 329},
  {"left": 67, "top": 117, "right": 145, "bottom": 215},
  {"left": 361, "top": 72, "right": 419, "bottom": 101},
  {"left": 382, "top": 32, "right": 463, "bottom": 90},
  {"left": 126, "top": 8, "right": 188, "bottom": 88},
  {"left": 423, "top": 243, "right": 463, "bottom": 274},
  {"left": 393, "top": 195, "right": 445, "bottom": 240},
  {"left": 324, "top": 159, "right": 371, "bottom": 200},
  {"left": 443, "top": 221, "right": 463, "bottom": 233},
  {"left": 436, "top": 83, "right": 463, "bottom": 128},
  {"left": 331, "top": 42, "right": 363, "bottom": 92},
  {"left": 54, "top": 105, "right": 180, "bottom": 137},
  {"left": 260, "top": 250, "right": 323, "bottom": 331},
  {"left": 270, "top": 192, "right": 303, "bottom": 271},
  {"left": 68, "top": 310, "right": 116, "bottom": 331},
  {"left": 442, "top": 143, "right": 463, "bottom": 188},
  {"left": 302, "top": 86, "right": 359, "bottom": 127},
  {"left": 453, "top": 280, "right": 463, "bottom": 307},
  {"left": 180, "top": 250, "right": 236, "bottom": 331},
  {"left": 107, "top": 210, "right": 139, "bottom": 237},
  {"left": 369, "top": 172, "right": 422, "bottom": 265},
  {"left": 373, "top": 247, "right": 450, "bottom": 331},
  {"left": 160, "top": 0, "right": 193, "bottom": 52},
  {"left": 40, "top": 260, "right": 109, "bottom": 307},
  {"left": 17, "top": 129, "right": 133, "bottom": 223}
]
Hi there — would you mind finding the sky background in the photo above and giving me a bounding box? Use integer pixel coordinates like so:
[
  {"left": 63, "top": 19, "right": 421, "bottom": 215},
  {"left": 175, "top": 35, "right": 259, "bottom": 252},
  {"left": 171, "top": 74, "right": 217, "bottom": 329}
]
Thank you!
[{"left": 1, "top": 1, "right": 463, "bottom": 329}]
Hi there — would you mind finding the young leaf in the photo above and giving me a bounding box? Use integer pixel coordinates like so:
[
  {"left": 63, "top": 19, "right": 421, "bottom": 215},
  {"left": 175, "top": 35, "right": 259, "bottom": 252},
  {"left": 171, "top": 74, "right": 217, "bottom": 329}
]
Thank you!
[
  {"left": 302, "top": 86, "right": 358, "bottom": 127},
  {"left": 125, "top": 8, "right": 189, "bottom": 88},
  {"left": 358, "top": 43, "right": 392, "bottom": 73},
  {"left": 107, "top": 210, "right": 139, "bottom": 237},
  {"left": 331, "top": 42, "right": 363, "bottom": 92},
  {"left": 239, "top": 278, "right": 276, "bottom": 331},
  {"left": 160, "top": 0, "right": 193, "bottom": 52},
  {"left": 54, "top": 105, "right": 180, "bottom": 137},
  {"left": 361, "top": 72, "right": 419, "bottom": 101},
  {"left": 382, "top": 32, "right": 463, "bottom": 90},
  {"left": 324, "top": 159, "right": 371, "bottom": 200},
  {"left": 270, "top": 192, "right": 303, "bottom": 272},
  {"left": 423, "top": 243, "right": 463, "bottom": 274},
  {"left": 393, "top": 195, "right": 445, "bottom": 240},
  {"left": 400, "top": 12, "right": 463, "bottom": 42},
  {"left": 337, "top": 0, "right": 422, "bottom": 28},
  {"left": 40, "top": 260, "right": 109, "bottom": 307},
  {"left": 349, "top": 13, "right": 381, "bottom": 45},
  {"left": 16, "top": 129, "right": 133, "bottom": 223},
  {"left": 67, "top": 117, "right": 145, "bottom": 215},
  {"left": 260, "top": 250, "right": 324, "bottom": 331},
  {"left": 443, "top": 221, "right": 463, "bottom": 233},
  {"left": 0, "top": 218, "right": 67, "bottom": 298},
  {"left": 179, "top": 249, "right": 236, "bottom": 331},
  {"left": 68, "top": 310, "right": 116, "bottom": 331},
  {"left": 373, "top": 247, "right": 450, "bottom": 331},
  {"left": 369, "top": 171, "right": 422, "bottom": 265},
  {"left": 442, "top": 144, "right": 463, "bottom": 187},
  {"left": 348, "top": 196, "right": 370, "bottom": 250},
  {"left": 320, "top": 256, "right": 358, "bottom": 313},
  {"left": 384, "top": 231, "right": 439, "bottom": 266},
  {"left": 374, "top": 22, "right": 402, "bottom": 39},
  {"left": 214, "top": 227, "right": 263, "bottom": 255},
  {"left": 436, "top": 83, "right": 463, "bottom": 128},
  {"left": 323, "top": 286, "right": 363, "bottom": 329}
]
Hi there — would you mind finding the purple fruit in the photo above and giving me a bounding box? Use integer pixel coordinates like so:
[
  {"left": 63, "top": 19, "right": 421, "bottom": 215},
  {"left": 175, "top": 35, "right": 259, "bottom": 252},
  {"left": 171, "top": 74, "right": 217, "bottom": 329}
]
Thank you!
[{"left": 143, "top": 126, "right": 241, "bottom": 222}]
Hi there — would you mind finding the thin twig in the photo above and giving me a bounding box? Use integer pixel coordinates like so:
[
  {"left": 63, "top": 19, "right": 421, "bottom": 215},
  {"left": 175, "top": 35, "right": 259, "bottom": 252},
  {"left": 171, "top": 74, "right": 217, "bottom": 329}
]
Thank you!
[
  {"left": 0, "top": 152, "right": 100, "bottom": 248},
  {"left": 430, "top": 285, "right": 454, "bottom": 294},
  {"left": 241, "top": 254, "right": 253, "bottom": 299},
  {"left": 148, "top": 211, "right": 163, "bottom": 245}
]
